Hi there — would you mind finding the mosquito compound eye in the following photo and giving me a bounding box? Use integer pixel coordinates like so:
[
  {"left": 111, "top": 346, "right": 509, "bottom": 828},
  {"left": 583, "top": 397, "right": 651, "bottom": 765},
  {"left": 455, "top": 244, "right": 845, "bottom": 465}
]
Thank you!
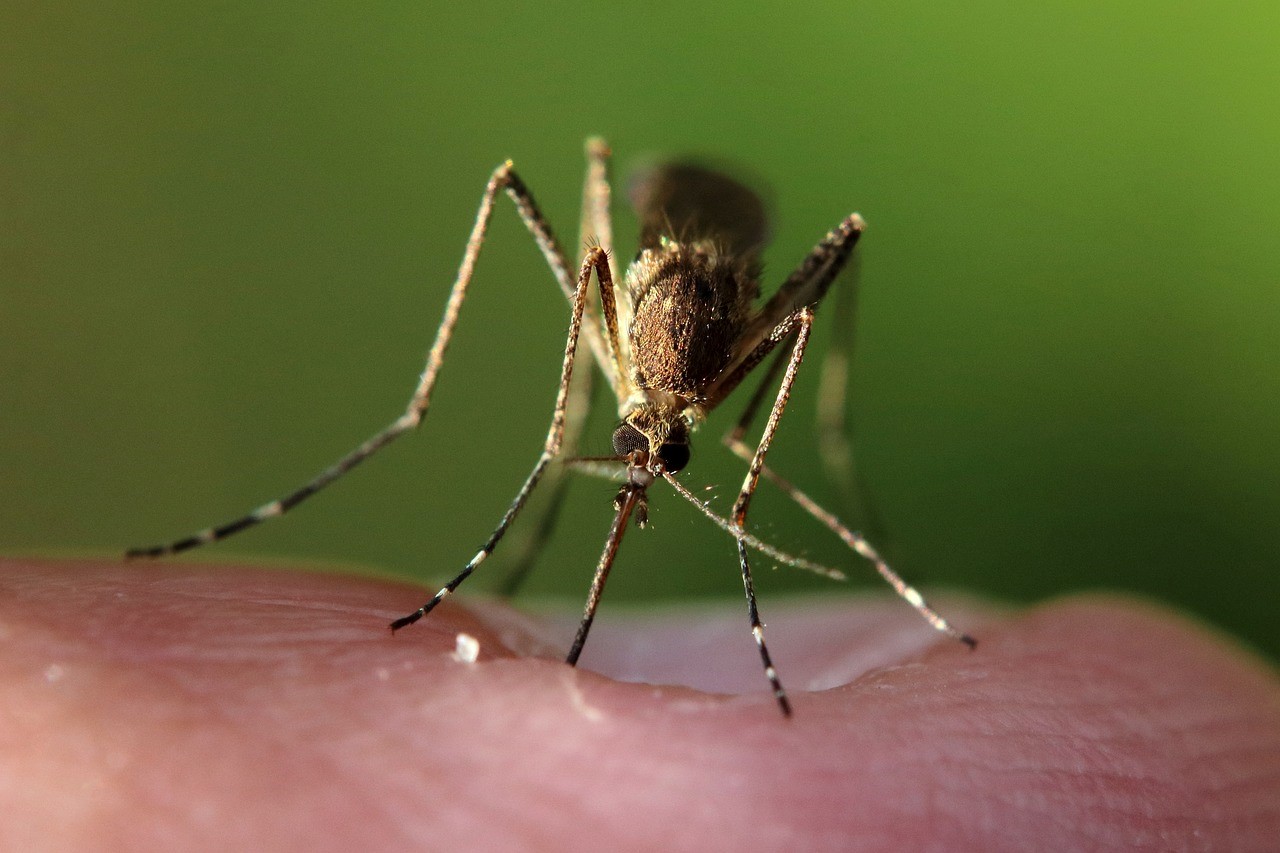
[
  {"left": 611, "top": 423, "right": 648, "bottom": 457},
  {"left": 657, "top": 441, "right": 690, "bottom": 474}
]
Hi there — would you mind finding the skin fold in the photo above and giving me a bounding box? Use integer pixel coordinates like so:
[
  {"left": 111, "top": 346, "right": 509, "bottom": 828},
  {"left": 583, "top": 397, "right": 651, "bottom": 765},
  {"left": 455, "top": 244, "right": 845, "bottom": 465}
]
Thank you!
[{"left": 2, "top": 558, "right": 1277, "bottom": 851}]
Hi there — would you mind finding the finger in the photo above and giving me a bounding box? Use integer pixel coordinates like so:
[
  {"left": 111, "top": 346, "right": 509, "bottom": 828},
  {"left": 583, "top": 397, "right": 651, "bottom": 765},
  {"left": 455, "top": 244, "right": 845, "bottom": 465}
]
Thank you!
[{"left": 2, "top": 559, "right": 1276, "bottom": 851}]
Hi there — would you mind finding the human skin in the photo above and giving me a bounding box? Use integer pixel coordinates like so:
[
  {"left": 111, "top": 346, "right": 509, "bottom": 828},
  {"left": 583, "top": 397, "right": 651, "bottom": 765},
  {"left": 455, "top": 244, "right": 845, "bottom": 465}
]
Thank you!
[{"left": 2, "top": 558, "right": 1277, "bottom": 851}]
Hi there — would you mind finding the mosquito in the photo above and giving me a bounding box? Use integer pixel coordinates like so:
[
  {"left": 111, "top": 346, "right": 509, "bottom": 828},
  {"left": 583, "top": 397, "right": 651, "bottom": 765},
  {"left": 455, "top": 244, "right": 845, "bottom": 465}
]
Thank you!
[{"left": 128, "top": 138, "right": 973, "bottom": 715}]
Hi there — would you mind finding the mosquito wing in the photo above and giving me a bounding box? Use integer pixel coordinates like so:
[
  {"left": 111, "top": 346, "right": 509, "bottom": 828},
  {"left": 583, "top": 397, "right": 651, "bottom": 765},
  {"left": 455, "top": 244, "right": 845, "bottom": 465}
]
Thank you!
[{"left": 628, "top": 162, "right": 770, "bottom": 259}]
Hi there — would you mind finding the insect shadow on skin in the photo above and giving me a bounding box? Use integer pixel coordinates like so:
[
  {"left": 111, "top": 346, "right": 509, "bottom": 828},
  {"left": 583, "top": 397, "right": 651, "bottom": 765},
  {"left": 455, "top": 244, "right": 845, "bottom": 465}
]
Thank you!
[{"left": 127, "top": 138, "right": 974, "bottom": 715}]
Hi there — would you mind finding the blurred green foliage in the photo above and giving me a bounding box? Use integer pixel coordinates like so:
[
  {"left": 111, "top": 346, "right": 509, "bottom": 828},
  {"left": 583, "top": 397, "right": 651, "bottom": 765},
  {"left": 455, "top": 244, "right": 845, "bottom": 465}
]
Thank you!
[{"left": 4, "top": 2, "right": 1278, "bottom": 658}]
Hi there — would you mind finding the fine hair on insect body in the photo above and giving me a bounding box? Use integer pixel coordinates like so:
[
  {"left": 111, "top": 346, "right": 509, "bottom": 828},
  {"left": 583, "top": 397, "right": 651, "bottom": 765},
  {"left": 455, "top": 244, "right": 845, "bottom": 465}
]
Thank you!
[{"left": 129, "top": 138, "right": 973, "bottom": 715}]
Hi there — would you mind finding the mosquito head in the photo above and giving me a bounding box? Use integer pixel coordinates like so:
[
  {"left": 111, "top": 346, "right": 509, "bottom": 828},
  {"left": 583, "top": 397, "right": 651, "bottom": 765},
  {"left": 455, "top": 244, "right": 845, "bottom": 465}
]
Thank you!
[{"left": 612, "top": 410, "right": 691, "bottom": 477}]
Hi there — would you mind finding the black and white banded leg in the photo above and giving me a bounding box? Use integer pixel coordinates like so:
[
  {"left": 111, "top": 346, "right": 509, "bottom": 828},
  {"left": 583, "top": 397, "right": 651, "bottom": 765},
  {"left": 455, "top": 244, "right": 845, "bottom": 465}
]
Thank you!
[
  {"left": 391, "top": 247, "right": 620, "bottom": 632},
  {"left": 730, "top": 308, "right": 819, "bottom": 716},
  {"left": 721, "top": 213, "right": 974, "bottom": 657}
]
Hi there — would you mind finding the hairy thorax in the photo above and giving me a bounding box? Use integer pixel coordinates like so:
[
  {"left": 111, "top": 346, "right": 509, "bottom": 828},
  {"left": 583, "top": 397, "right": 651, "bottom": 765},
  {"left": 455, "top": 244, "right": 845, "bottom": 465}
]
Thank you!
[{"left": 625, "top": 241, "right": 758, "bottom": 402}]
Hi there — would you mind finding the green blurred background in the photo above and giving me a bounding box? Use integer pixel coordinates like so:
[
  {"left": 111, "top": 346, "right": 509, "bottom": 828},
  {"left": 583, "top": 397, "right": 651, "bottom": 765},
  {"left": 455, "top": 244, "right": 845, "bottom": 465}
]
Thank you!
[{"left": 4, "top": 2, "right": 1278, "bottom": 659}]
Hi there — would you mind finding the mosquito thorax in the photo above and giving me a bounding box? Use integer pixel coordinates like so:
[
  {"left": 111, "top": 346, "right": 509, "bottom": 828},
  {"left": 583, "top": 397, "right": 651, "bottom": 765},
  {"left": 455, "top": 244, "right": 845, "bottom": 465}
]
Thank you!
[{"left": 625, "top": 241, "right": 757, "bottom": 402}]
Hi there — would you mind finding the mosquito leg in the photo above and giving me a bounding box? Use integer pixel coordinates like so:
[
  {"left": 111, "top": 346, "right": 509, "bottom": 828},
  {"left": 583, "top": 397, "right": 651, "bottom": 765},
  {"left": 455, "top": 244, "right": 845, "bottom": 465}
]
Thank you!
[
  {"left": 705, "top": 213, "right": 864, "bottom": 408},
  {"left": 565, "top": 485, "right": 640, "bottom": 665},
  {"left": 723, "top": 432, "right": 975, "bottom": 648},
  {"left": 127, "top": 158, "right": 607, "bottom": 559},
  {"left": 721, "top": 315, "right": 974, "bottom": 648},
  {"left": 724, "top": 262, "right": 882, "bottom": 543},
  {"left": 391, "top": 248, "right": 615, "bottom": 631},
  {"left": 731, "top": 308, "right": 817, "bottom": 716},
  {"left": 724, "top": 215, "right": 973, "bottom": 646},
  {"left": 766, "top": 213, "right": 866, "bottom": 316},
  {"left": 580, "top": 136, "right": 617, "bottom": 281},
  {"left": 496, "top": 139, "right": 622, "bottom": 596},
  {"left": 725, "top": 335, "right": 794, "bottom": 448}
]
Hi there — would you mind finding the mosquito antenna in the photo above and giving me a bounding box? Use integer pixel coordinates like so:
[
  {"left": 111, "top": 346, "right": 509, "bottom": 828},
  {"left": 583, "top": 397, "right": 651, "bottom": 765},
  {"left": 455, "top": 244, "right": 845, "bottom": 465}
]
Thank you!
[{"left": 662, "top": 471, "right": 845, "bottom": 581}]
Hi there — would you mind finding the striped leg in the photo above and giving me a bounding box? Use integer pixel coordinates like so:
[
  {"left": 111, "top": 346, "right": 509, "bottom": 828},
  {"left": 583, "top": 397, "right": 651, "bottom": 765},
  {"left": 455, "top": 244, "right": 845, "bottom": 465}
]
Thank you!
[
  {"left": 390, "top": 248, "right": 615, "bottom": 632},
  {"left": 127, "top": 159, "right": 593, "bottom": 559},
  {"left": 730, "top": 308, "right": 818, "bottom": 717}
]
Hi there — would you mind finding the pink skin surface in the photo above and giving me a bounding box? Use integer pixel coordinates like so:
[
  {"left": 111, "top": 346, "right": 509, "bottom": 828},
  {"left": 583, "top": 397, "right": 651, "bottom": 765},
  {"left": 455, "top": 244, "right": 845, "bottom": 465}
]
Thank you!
[{"left": 2, "top": 558, "right": 1278, "bottom": 851}]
